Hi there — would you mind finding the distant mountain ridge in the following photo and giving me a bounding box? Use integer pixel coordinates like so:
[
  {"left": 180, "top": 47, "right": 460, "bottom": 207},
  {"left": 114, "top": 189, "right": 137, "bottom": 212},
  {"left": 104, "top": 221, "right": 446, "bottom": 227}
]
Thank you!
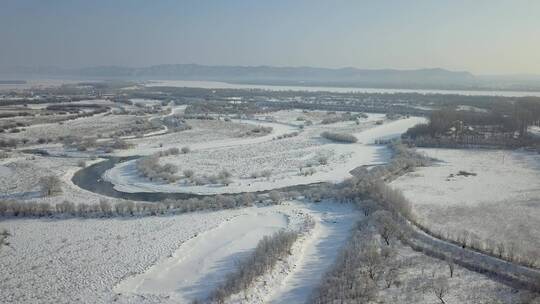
[
  {"left": 1, "top": 64, "right": 539, "bottom": 91},
  {"left": 76, "top": 65, "right": 476, "bottom": 88}
]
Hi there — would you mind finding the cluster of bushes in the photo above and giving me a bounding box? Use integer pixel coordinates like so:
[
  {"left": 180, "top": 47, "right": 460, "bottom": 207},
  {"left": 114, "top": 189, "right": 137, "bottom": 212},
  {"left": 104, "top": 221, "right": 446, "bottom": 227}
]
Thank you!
[
  {"left": 136, "top": 155, "right": 179, "bottom": 183},
  {"left": 155, "top": 147, "right": 180, "bottom": 157},
  {"left": 321, "top": 112, "right": 367, "bottom": 125},
  {"left": 105, "top": 138, "right": 132, "bottom": 151},
  {"left": 62, "top": 136, "right": 132, "bottom": 152},
  {"left": 0, "top": 111, "right": 32, "bottom": 119},
  {"left": 275, "top": 131, "right": 299, "bottom": 140},
  {"left": 155, "top": 146, "right": 190, "bottom": 154},
  {"left": 238, "top": 126, "right": 273, "bottom": 137},
  {"left": 321, "top": 131, "right": 358, "bottom": 143},
  {"left": 161, "top": 115, "right": 193, "bottom": 132},
  {"left": 208, "top": 230, "right": 300, "bottom": 303},
  {"left": 317, "top": 155, "right": 328, "bottom": 165},
  {"left": 63, "top": 136, "right": 98, "bottom": 151},
  {"left": 299, "top": 167, "right": 316, "bottom": 176},
  {"left": 189, "top": 169, "right": 233, "bottom": 186},
  {"left": 184, "top": 101, "right": 263, "bottom": 116},
  {"left": 180, "top": 114, "right": 216, "bottom": 120},
  {"left": 0, "top": 121, "right": 27, "bottom": 133},
  {"left": 250, "top": 169, "right": 272, "bottom": 179},
  {"left": 0, "top": 139, "right": 18, "bottom": 148},
  {"left": 58, "top": 107, "right": 108, "bottom": 121},
  {"left": 0, "top": 191, "right": 289, "bottom": 218}
]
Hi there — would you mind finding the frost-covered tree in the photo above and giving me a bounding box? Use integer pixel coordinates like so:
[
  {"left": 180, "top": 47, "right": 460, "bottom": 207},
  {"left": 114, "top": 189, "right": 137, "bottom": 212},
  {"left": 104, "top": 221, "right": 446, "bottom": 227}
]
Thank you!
[
  {"left": 39, "top": 175, "right": 62, "bottom": 196},
  {"left": 372, "top": 210, "right": 399, "bottom": 245}
]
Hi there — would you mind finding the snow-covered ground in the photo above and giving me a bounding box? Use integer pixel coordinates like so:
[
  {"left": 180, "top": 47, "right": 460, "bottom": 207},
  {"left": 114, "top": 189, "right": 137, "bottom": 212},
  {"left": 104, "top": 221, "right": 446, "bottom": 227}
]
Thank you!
[
  {"left": 115, "top": 210, "right": 290, "bottom": 302},
  {"left": 0, "top": 201, "right": 358, "bottom": 304},
  {"left": 391, "top": 148, "right": 540, "bottom": 258},
  {"left": 104, "top": 114, "right": 426, "bottom": 194},
  {"left": 0, "top": 209, "right": 240, "bottom": 304}
]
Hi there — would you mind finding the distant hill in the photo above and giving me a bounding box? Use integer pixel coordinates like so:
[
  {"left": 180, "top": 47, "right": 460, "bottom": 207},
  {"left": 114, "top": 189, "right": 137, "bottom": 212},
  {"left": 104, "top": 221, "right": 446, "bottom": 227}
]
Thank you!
[
  {"left": 74, "top": 65, "right": 476, "bottom": 89},
  {"left": 2, "top": 64, "right": 540, "bottom": 91}
]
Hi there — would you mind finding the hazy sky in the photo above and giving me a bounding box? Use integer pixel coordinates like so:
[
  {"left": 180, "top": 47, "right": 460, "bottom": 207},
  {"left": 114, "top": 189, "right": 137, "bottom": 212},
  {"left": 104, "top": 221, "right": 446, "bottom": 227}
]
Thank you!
[{"left": 1, "top": 0, "right": 539, "bottom": 74}]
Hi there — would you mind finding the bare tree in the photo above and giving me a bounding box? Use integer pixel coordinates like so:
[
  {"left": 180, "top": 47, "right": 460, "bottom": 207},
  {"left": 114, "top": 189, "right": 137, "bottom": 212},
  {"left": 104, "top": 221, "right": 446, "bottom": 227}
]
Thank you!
[
  {"left": 445, "top": 255, "right": 455, "bottom": 278},
  {"left": 362, "top": 243, "right": 383, "bottom": 280},
  {"left": 383, "top": 267, "right": 399, "bottom": 288},
  {"left": 432, "top": 277, "right": 450, "bottom": 304}
]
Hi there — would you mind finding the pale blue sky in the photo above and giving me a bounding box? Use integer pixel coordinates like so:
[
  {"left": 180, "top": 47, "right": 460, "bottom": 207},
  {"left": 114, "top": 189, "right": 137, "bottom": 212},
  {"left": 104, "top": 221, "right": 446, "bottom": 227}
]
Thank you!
[{"left": 1, "top": 0, "right": 539, "bottom": 74}]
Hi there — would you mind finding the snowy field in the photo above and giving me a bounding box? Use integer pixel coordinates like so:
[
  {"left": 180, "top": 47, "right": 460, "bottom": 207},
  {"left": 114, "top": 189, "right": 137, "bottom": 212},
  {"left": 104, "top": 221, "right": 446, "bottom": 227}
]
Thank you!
[
  {"left": 0, "top": 209, "right": 239, "bottom": 304},
  {"left": 114, "top": 118, "right": 297, "bottom": 158},
  {"left": 391, "top": 148, "right": 540, "bottom": 258},
  {"left": 0, "top": 153, "right": 112, "bottom": 205},
  {"left": 105, "top": 112, "right": 426, "bottom": 194},
  {"left": 0, "top": 201, "right": 358, "bottom": 304}
]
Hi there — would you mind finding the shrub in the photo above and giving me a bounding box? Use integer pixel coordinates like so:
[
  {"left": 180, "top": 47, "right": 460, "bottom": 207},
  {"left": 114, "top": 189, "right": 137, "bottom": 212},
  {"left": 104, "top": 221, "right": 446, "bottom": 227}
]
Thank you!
[
  {"left": 300, "top": 167, "right": 316, "bottom": 176},
  {"left": 181, "top": 146, "right": 191, "bottom": 154},
  {"left": 0, "top": 229, "right": 10, "bottom": 251},
  {"left": 183, "top": 169, "right": 195, "bottom": 178},
  {"left": 110, "top": 138, "right": 131, "bottom": 150},
  {"left": 317, "top": 155, "right": 328, "bottom": 165},
  {"left": 268, "top": 190, "right": 282, "bottom": 204},
  {"left": 261, "top": 169, "right": 272, "bottom": 179}
]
